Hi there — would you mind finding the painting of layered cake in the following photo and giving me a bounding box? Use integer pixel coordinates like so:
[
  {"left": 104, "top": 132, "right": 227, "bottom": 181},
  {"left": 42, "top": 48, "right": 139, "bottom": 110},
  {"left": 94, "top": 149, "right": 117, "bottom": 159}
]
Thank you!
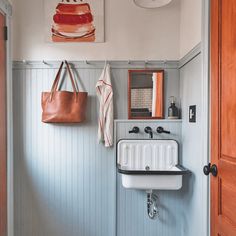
[{"left": 44, "top": 0, "right": 104, "bottom": 42}]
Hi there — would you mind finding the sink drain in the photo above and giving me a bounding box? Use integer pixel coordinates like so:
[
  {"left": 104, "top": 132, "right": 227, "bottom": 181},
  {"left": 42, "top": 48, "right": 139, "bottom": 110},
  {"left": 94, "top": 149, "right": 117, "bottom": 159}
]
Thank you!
[{"left": 145, "top": 166, "right": 150, "bottom": 171}]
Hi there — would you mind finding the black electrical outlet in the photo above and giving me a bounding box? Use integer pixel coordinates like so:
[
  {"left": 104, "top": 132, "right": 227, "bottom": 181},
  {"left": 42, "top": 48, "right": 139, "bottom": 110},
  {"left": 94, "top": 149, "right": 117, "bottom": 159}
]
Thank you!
[{"left": 189, "top": 105, "right": 196, "bottom": 123}]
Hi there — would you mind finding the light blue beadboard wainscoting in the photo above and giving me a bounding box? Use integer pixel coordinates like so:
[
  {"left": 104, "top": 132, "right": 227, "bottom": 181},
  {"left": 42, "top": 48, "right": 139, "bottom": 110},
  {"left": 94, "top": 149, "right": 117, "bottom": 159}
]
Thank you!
[
  {"left": 180, "top": 51, "right": 206, "bottom": 236},
  {"left": 13, "top": 66, "right": 116, "bottom": 236},
  {"left": 12, "top": 61, "right": 182, "bottom": 236}
]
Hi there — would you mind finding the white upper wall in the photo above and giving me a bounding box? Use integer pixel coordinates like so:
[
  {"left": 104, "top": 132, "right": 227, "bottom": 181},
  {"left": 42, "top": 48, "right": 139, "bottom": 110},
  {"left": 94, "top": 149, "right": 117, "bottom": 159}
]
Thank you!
[
  {"left": 11, "top": 0, "right": 181, "bottom": 61},
  {"left": 11, "top": 0, "right": 202, "bottom": 60},
  {"left": 179, "top": 0, "right": 202, "bottom": 58}
]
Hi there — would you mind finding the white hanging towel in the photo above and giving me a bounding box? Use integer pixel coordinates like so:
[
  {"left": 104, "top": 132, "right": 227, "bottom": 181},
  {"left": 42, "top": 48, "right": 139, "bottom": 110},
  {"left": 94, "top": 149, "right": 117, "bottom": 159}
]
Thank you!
[{"left": 96, "top": 63, "right": 114, "bottom": 147}]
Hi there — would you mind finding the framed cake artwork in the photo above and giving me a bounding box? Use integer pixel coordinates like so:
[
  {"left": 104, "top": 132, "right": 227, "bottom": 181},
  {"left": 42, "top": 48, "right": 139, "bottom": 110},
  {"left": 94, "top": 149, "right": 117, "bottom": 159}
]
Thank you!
[{"left": 44, "top": 0, "right": 104, "bottom": 42}]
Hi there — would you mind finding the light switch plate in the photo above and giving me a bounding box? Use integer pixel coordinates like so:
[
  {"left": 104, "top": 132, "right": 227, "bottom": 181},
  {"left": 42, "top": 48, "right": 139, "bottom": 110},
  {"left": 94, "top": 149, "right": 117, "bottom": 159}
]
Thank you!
[{"left": 189, "top": 105, "right": 196, "bottom": 123}]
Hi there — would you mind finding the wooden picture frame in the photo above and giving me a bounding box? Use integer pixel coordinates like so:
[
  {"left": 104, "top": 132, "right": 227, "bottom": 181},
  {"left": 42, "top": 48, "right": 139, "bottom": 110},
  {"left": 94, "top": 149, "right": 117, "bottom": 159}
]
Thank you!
[{"left": 128, "top": 69, "right": 164, "bottom": 120}]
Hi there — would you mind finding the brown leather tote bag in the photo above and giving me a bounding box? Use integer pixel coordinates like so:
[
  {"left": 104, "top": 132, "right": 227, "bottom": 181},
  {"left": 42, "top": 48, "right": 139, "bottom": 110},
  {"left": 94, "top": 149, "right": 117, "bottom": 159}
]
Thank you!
[{"left": 42, "top": 61, "right": 88, "bottom": 123}]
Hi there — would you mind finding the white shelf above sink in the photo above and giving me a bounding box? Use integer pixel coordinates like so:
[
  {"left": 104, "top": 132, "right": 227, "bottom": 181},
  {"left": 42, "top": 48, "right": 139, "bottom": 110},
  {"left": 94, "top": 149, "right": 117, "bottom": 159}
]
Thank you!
[
  {"left": 117, "top": 139, "right": 190, "bottom": 190},
  {"left": 115, "top": 119, "right": 182, "bottom": 123}
]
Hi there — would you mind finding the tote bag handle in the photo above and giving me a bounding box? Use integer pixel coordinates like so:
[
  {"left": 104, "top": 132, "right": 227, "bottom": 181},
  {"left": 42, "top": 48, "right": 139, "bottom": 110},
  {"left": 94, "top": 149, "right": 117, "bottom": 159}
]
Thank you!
[{"left": 50, "top": 61, "right": 79, "bottom": 101}]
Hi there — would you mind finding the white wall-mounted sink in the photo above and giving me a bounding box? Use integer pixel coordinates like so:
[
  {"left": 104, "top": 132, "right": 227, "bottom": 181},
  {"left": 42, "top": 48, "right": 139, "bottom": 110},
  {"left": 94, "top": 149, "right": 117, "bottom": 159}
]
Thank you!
[{"left": 117, "top": 139, "right": 190, "bottom": 190}]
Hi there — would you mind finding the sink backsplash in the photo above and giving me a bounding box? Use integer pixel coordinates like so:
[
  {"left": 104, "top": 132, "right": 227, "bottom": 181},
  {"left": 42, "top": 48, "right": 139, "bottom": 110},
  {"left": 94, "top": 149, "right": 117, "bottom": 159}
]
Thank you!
[{"left": 117, "top": 139, "right": 178, "bottom": 171}]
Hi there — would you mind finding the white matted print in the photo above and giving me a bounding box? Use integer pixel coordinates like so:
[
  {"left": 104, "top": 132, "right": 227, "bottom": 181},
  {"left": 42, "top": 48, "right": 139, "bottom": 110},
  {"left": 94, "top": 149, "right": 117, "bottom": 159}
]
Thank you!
[{"left": 44, "top": 0, "right": 104, "bottom": 43}]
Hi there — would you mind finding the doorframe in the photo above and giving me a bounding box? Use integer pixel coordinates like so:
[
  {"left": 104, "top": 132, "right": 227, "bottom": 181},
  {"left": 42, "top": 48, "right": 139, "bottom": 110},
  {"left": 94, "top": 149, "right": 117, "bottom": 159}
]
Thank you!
[
  {"left": 0, "top": 1, "right": 13, "bottom": 236},
  {"left": 201, "top": 0, "right": 210, "bottom": 236}
]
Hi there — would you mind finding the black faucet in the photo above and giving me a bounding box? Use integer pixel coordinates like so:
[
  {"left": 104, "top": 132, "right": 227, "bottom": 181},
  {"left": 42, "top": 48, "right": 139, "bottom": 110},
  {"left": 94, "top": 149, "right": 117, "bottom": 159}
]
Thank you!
[
  {"left": 156, "top": 126, "right": 171, "bottom": 134},
  {"left": 129, "top": 127, "right": 140, "bottom": 134},
  {"left": 145, "top": 127, "right": 153, "bottom": 139}
]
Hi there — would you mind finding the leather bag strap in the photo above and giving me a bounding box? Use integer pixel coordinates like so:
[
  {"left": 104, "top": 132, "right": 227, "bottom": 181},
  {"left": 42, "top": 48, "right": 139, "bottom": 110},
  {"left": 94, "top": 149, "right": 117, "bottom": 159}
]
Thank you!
[
  {"left": 50, "top": 61, "right": 64, "bottom": 94},
  {"left": 49, "top": 61, "right": 79, "bottom": 102},
  {"left": 65, "top": 60, "right": 79, "bottom": 93}
]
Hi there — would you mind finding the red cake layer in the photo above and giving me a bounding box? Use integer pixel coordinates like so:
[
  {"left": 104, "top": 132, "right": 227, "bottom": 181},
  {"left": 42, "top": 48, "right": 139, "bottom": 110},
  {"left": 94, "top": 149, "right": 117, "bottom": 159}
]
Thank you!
[
  {"left": 56, "top": 3, "right": 91, "bottom": 15},
  {"left": 53, "top": 13, "right": 93, "bottom": 25}
]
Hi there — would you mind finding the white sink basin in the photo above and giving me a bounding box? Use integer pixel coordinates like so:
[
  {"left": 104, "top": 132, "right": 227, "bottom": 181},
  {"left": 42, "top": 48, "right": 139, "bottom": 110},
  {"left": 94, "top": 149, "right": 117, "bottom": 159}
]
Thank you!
[{"left": 117, "top": 139, "right": 190, "bottom": 190}]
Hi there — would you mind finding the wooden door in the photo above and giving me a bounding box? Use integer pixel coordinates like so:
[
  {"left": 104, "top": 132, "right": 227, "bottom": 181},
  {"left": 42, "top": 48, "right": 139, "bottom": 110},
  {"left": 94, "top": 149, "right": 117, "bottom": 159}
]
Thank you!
[
  {"left": 211, "top": 0, "right": 236, "bottom": 235},
  {"left": 0, "top": 10, "right": 7, "bottom": 236}
]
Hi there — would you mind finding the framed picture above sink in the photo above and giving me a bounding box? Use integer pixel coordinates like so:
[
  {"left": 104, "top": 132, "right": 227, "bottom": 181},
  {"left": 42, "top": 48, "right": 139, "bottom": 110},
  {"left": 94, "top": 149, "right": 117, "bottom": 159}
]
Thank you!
[{"left": 128, "top": 69, "right": 164, "bottom": 119}]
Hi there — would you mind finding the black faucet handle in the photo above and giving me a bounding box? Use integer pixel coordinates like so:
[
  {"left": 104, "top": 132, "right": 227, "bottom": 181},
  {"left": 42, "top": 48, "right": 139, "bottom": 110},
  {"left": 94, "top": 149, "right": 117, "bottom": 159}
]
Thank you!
[
  {"left": 144, "top": 127, "right": 153, "bottom": 139},
  {"left": 129, "top": 126, "right": 140, "bottom": 134},
  {"left": 156, "top": 126, "right": 171, "bottom": 134}
]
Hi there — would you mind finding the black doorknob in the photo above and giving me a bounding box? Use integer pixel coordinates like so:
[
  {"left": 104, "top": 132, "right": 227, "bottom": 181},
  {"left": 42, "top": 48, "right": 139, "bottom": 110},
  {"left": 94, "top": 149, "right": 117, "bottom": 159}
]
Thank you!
[{"left": 203, "top": 163, "right": 218, "bottom": 177}]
